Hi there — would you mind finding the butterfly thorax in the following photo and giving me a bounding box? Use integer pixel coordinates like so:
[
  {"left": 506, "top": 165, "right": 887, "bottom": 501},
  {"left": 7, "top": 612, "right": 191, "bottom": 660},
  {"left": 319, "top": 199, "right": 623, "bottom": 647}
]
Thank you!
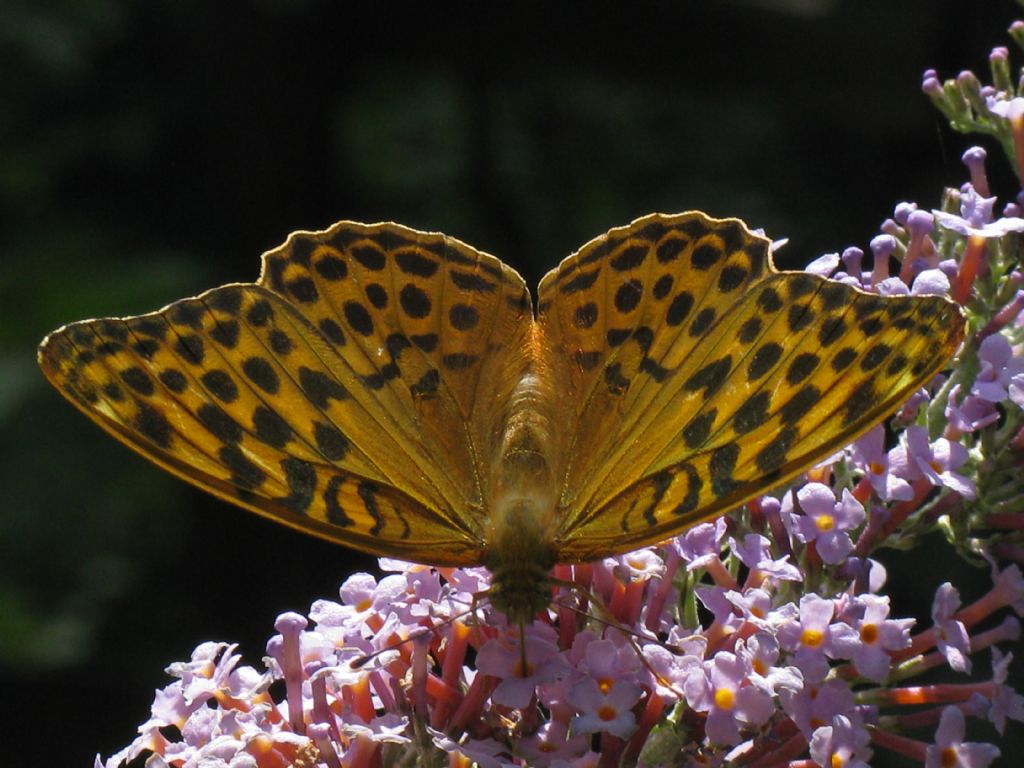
[{"left": 484, "top": 372, "right": 561, "bottom": 624}]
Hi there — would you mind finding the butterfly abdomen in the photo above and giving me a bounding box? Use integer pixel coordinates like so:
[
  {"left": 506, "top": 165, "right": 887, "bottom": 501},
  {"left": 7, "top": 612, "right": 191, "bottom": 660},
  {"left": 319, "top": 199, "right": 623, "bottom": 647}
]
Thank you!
[{"left": 484, "top": 371, "right": 561, "bottom": 622}]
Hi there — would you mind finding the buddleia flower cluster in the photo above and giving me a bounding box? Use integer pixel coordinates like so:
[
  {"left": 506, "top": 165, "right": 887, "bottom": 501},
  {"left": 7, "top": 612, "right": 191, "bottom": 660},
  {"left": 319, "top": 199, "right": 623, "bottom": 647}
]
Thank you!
[{"left": 98, "top": 25, "right": 1024, "bottom": 768}]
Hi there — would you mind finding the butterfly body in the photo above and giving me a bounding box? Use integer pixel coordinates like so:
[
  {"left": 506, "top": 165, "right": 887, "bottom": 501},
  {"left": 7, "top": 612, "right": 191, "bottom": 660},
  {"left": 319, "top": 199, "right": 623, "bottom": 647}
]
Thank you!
[
  {"left": 484, "top": 365, "right": 562, "bottom": 622},
  {"left": 39, "top": 212, "right": 965, "bottom": 625}
]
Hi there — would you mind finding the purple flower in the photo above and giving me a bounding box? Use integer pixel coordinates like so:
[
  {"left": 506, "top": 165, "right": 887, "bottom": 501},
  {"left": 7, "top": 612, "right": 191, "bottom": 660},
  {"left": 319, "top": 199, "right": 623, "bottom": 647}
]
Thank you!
[
  {"left": 987, "top": 647, "right": 1024, "bottom": 734},
  {"left": 683, "top": 651, "right": 775, "bottom": 746},
  {"left": 676, "top": 518, "right": 727, "bottom": 568},
  {"left": 911, "top": 267, "right": 954, "bottom": 296},
  {"left": 476, "top": 631, "right": 568, "bottom": 709},
  {"left": 972, "top": 333, "right": 1024, "bottom": 403},
  {"left": 804, "top": 251, "right": 840, "bottom": 276},
  {"left": 946, "top": 384, "right": 1000, "bottom": 434},
  {"left": 779, "top": 679, "right": 858, "bottom": 739},
  {"left": 932, "top": 583, "right": 972, "bottom": 673},
  {"left": 729, "top": 533, "right": 801, "bottom": 580},
  {"left": 925, "top": 707, "right": 1000, "bottom": 768},
  {"left": 782, "top": 483, "right": 865, "bottom": 565},
  {"left": 568, "top": 676, "right": 644, "bottom": 739},
  {"left": 891, "top": 426, "right": 976, "bottom": 499},
  {"left": 932, "top": 185, "right": 1024, "bottom": 238},
  {"left": 516, "top": 720, "right": 590, "bottom": 765},
  {"left": 809, "top": 714, "right": 873, "bottom": 768},
  {"left": 851, "top": 426, "right": 913, "bottom": 501},
  {"left": 829, "top": 595, "right": 913, "bottom": 682},
  {"left": 986, "top": 94, "right": 1024, "bottom": 122},
  {"left": 737, "top": 633, "right": 802, "bottom": 696},
  {"left": 776, "top": 594, "right": 840, "bottom": 681}
]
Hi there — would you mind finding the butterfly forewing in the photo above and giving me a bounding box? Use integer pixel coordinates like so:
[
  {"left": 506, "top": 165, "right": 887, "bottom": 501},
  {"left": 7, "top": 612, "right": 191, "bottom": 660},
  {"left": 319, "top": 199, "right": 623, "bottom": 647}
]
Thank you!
[
  {"left": 39, "top": 222, "right": 534, "bottom": 566},
  {"left": 537, "top": 213, "right": 964, "bottom": 560}
]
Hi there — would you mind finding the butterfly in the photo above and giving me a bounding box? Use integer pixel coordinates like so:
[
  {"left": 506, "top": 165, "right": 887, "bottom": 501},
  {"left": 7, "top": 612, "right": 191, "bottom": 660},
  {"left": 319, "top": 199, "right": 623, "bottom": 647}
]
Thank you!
[{"left": 39, "top": 212, "right": 964, "bottom": 624}]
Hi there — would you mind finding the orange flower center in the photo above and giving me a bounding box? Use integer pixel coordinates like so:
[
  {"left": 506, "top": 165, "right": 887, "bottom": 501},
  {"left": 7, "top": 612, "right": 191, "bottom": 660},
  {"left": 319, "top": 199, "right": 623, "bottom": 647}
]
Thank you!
[
  {"left": 714, "top": 687, "right": 735, "bottom": 710},
  {"left": 860, "top": 623, "right": 879, "bottom": 644},
  {"left": 801, "top": 628, "right": 825, "bottom": 648}
]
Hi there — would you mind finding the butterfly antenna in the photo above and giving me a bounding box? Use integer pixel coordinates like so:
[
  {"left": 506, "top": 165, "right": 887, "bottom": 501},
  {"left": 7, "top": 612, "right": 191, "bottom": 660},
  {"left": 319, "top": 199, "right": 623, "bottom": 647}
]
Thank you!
[
  {"left": 349, "top": 603, "right": 478, "bottom": 669},
  {"left": 518, "top": 619, "right": 529, "bottom": 677}
]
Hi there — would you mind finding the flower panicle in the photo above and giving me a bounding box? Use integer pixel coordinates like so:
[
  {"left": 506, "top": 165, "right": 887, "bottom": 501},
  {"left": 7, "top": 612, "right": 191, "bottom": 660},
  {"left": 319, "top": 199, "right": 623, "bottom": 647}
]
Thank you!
[{"left": 95, "top": 20, "right": 1024, "bottom": 768}]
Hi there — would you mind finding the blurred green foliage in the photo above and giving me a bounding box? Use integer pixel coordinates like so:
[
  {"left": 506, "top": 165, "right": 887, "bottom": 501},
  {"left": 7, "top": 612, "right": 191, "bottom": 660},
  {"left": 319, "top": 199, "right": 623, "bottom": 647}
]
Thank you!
[{"left": 2, "top": 0, "right": 1020, "bottom": 764}]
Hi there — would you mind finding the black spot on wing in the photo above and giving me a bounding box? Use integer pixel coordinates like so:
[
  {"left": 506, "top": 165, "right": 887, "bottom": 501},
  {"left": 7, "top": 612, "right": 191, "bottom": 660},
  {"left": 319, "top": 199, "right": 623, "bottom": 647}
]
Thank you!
[
  {"left": 159, "top": 368, "right": 188, "bottom": 394},
  {"left": 757, "top": 287, "right": 783, "bottom": 313},
  {"left": 269, "top": 329, "right": 294, "bottom": 356},
  {"left": 780, "top": 385, "right": 821, "bottom": 426},
  {"left": 252, "top": 405, "right": 292, "bottom": 448},
  {"left": 671, "top": 463, "right": 702, "bottom": 515},
  {"left": 395, "top": 250, "right": 439, "bottom": 278},
  {"left": 175, "top": 334, "right": 205, "bottom": 364},
  {"left": 450, "top": 270, "right": 497, "bottom": 293},
  {"left": 410, "top": 368, "right": 440, "bottom": 398},
  {"left": 299, "top": 367, "right": 349, "bottom": 409},
  {"left": 718, "top": 264, "right": 748, "bottom": 293},
  {"left": 860, "top": 344, "right": 892, "bottom": 371},
  {"left": 689, "top": 307, "right": 716, "bottom": 337},
  {"left": 318, "top": 318, "right": 346, "bottom": 346},
  {"left": 281, "top": 458, "right": 316, "bottom": 514},
  {"left": 314, "top": 421, "right": 349, "bottom": 461},
  {"left": 691, "top": 243, "right": 721, "bottom": 270},
  {"left": 315, "top": 254, "right": 348, "bottom": 281},
  {"left": 786, "top": 353, "right": 820, "bottom": 385},
  {"left": 220, "top": 444, "right": 266, "bottom": 490},
  {"left": 574, "top": 302, "right": 598, "bottom": 329},
  {"left": 133, "top": 338, "right": 160, "bottom": 360},
  {"left": 734, "top": 391, "right": 771, "bottom": 434},
  {"left": 197, "top": 370, "right": 235, "bottom": 405},
  {"left": 399, "top": 284, "right": 431, "bottom": 319},
  {"left": 343, "top": 301, "right": 374, "bottom": 336},
  {"left": 683, "top": 356, "right": 731, "bottom": 399},
  {"left": 247, "top": 300, "right": 274, "bottom": 327},
  {"left": 136, "top": 402, "right": 172, "bottom": 449},
  {"left": 198, "top": 403, "right": 243, "bottom": 444},
  {"left": 351, "top": 245, "right": 386, "bottom": 271},
  {"left": 121, "top": 367, "right": 155, "bottom": 396},
  {"left": 653, "top": 274, "right": 673, "bottom": 299},
  {"left": 682, "top": 408, "right": 717, "bottom": 449},
  {"left": 168, "top": 302, "right": 204, "bottom": 331},
  {"left": 666, "top": 292, "right": 694, "bottom": 327},
  {"left": 411, "top": 333, "right": 438, "bottom": 352},
  {"left": 210, "top": 319, "right": 240, "bottom": 349},
  {"left": 365, "top": 284, "right": 388, "bottom": 310},
  {"left": 610, "top": 244, "right": 648, "bottom": 272},
  {"left": 560, "top": 268, "right": 600, "bottom": 295},
  {"left": 324, "top": 476, "right": 352, "bottom": 527},
  {"left": 449, "top": 303, "right": 480, "bottom": 331},
  {"left": 756, "top": 425, "right": 796, "bottom": 473},
  {"left": 286, "top": 277, "right": 318, "bottom": 303},
  {"left": 242, "top": 357, "right": 280, "bottom": 395},
  {"left": 737, "top": 317, "right": 762, "bottom": 344},
  {"left": 831, "top": 347, "right": 858, "bottom": 372},
  {"left": 710, "top": 443, "right": 739, "bottom": 497},
  {"left": 614, "top": 280, "right": 643, "bottom": 313},
  {"left": 747, "top": 343, "right": 782, "bottom": 381}
]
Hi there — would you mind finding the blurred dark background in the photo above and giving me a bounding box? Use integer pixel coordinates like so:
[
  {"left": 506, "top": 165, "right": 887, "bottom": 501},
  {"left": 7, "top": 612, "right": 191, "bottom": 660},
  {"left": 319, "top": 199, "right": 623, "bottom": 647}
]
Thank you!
[{"left": 3, "top": 0, "right": 1022, "bottom": 765}]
